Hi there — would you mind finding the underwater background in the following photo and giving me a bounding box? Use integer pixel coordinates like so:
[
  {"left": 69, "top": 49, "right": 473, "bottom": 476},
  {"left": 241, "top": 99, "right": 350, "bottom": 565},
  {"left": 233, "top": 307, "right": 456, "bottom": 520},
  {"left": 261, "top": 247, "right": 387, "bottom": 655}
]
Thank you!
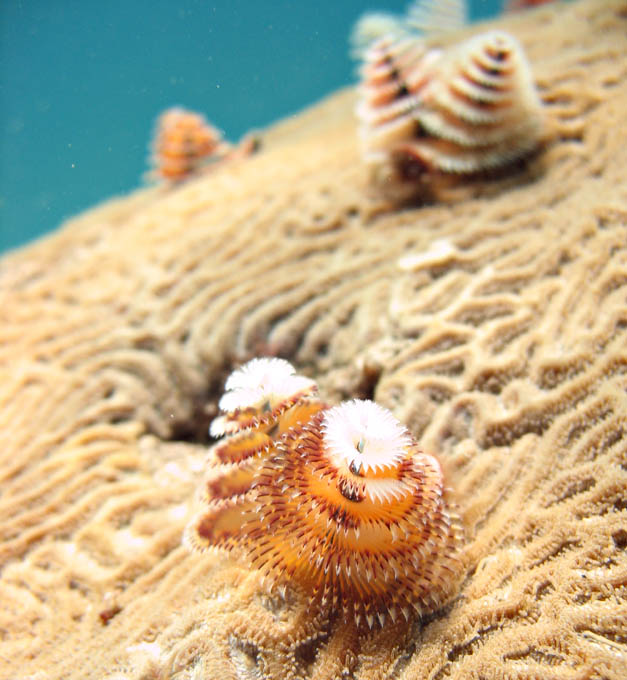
[{"left": 0, "top": 0, "right": 504, "bottom": 253}]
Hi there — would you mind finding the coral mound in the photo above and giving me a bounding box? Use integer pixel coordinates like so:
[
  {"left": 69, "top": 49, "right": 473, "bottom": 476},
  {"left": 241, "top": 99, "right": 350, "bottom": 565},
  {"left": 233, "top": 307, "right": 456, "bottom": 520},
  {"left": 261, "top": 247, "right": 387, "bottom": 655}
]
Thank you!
[{"left": 0, "top": 1, "right": 626, "bottom": 678}]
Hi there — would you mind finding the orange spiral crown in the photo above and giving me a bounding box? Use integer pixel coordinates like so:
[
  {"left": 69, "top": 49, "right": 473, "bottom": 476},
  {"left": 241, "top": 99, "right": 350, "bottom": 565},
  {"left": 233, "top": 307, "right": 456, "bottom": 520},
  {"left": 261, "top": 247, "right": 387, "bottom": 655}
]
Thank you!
[
  {"left": 150, "top": 107, "right": 227, "bottom": 183},
  {"left": 185, "top": 358, "right": 463, "bottom": 628}
]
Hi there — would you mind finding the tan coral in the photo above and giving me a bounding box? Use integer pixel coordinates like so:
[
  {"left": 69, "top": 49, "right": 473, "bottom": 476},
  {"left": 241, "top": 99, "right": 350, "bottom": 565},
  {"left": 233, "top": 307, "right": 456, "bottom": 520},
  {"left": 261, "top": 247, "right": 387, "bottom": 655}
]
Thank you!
[{"left": 0, "top": 1, "right": 626, "bottom": 678}]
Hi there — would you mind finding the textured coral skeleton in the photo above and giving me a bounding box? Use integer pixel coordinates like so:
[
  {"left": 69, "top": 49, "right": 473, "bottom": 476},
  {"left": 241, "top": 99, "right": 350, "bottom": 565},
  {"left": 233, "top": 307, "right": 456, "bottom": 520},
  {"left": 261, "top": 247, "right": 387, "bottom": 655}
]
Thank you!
[
  {"left": 0, "top": 1, "right": 625, "bottom": 679},
  {"left": 186, "top": 359, "right": 463, "bottom": 629}
]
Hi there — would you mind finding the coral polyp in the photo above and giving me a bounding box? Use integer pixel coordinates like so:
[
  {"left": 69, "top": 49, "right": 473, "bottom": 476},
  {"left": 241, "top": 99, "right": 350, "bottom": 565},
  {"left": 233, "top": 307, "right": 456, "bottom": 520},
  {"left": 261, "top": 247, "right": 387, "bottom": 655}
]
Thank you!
[{"left": 186, "top": 359, "right": 463, "bottom": 628}]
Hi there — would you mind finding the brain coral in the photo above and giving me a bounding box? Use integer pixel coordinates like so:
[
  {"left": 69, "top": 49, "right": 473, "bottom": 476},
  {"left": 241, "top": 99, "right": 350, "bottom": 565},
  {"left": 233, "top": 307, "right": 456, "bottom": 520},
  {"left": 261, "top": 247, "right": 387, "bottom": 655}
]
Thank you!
[{"left": 0, "top": 0, "right": 625, "bottom": 678}]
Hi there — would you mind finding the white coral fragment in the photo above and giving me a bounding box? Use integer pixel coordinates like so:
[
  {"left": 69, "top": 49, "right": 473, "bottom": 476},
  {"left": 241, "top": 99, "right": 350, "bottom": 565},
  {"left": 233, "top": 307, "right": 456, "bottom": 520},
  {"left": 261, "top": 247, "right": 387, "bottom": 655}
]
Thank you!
[{"left": 398, "top": 238, "right": 458, "bottom": 270}]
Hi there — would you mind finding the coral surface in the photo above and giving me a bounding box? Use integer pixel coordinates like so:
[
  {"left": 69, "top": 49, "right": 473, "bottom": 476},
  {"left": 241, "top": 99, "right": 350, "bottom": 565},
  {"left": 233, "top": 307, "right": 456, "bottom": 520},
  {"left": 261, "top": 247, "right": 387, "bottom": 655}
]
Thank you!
[{"left": 0, "top": 1, "right": 626, "bottom": 678}]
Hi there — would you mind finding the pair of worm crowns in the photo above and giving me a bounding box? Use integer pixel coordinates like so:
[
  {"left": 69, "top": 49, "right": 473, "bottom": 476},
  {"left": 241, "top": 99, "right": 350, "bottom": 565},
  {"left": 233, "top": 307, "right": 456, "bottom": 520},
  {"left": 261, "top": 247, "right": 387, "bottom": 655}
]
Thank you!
[
  {"left": 185, "top": 358, "right": 463, "bottom": 629},
  {"left": 356, "top": 18, "right": 545, "bottom": 193},
  {"left": 350, "top": 0, "right": 467, "bottom": 59},
  {"left": 149, "top": 107, "right": 259, "bottom": 183}
]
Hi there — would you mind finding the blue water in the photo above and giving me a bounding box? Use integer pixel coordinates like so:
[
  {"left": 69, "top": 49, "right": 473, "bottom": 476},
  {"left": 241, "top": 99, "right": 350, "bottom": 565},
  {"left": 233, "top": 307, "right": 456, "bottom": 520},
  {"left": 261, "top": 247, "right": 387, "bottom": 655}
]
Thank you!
[{"left": 0, "top": 1, "right": 504, "bottom": 253}]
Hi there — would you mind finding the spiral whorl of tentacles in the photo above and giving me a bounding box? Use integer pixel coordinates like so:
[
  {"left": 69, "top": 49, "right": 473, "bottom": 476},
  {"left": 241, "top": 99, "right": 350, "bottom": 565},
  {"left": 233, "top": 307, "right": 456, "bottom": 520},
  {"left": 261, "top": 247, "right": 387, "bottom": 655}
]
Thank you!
[
  {"left": 150, "top": 107, "right": 228, "bottom": 183},
  {"left": 185, "top": 358, "right": 319, "bottom": 553},
  {"left": 148, "top": 107, "right": 260, "bottom": 184},
  {"left": 357, "top": 26, "right": 544, "bottom": 190},
  {"left": 356, "top": 36, "right": 443, "bottom": 163},
  {"left": 185, "top": 358, "right": 463, "bottom": 629}
]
